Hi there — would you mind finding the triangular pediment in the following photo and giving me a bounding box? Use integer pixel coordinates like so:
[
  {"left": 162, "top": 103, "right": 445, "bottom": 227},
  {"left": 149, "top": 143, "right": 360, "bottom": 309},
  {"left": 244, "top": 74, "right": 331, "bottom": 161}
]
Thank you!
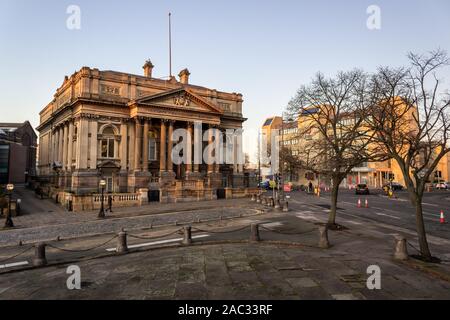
[{"left": 134, "top": 88, "right": 223, "bottom": 114}]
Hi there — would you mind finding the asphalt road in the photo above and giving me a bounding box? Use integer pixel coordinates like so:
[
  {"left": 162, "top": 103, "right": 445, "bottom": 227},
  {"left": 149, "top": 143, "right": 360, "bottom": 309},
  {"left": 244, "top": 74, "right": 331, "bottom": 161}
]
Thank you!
[{"left": 286, "top": 188, "right": 450, "bottom": 240}]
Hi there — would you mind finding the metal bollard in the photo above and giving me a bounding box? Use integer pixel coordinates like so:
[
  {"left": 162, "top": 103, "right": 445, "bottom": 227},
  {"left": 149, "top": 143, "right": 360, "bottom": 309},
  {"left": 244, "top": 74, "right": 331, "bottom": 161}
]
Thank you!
[
  {"left": 250, "top": 223, "right": 260, "bottom": 242},
  {"left": 117, "top": 231, "right": 128, "bottom": 254},
  {"left": 251, "top": 194, "right": 256, "bottom": 202},
  {"left": 256, "top": 194, "right": 261, "bottom": 203},
  {"left": 282, "top": 201, "right": 289, "bottom": 212},
  {"left": 394, "top": 236, "right": 408, "bottom": 260},
  {"left": 182, "top": 226, "right": 192, "bottom": 245},
  {"left": 318, "top": 225, "right": 330, "bottom": 249},
  {"left": 33, "top": 242, "right": 47, "bottom": 267}
]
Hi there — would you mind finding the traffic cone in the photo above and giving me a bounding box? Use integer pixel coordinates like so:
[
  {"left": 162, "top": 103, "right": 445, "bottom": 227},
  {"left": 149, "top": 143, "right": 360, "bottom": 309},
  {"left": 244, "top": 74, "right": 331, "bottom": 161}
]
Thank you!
[
  {"left": 357, "top": 199, "right": 361, "bottom": 208},
  {"left": 440, "top": 210, "right": 446, "bottom": 224},
  {"left": 365, "top": 199, "right": 369, "bottom": 208}
]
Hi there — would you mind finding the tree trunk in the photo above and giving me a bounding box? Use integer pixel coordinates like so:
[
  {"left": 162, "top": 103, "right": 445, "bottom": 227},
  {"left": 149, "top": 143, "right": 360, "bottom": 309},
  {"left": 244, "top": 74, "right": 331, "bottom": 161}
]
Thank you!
[
  {"left": 328, "top": 177, "right": 340, "bottom": 226},
  {"left": 414, "top": 200, "right": 432, "bottom": 260}
]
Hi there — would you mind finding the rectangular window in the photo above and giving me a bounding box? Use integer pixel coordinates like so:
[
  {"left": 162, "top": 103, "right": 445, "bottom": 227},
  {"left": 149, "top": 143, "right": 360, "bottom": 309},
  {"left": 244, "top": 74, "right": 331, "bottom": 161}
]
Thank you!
[
  {"left": 101, "top": 140, "right": 108, "bottom": 158},
  {"left": 101, "top": 139, "right": 115, "bottom": 158},
  {"left": 108, "top": 139, "right": 114, "bottom": 158}
]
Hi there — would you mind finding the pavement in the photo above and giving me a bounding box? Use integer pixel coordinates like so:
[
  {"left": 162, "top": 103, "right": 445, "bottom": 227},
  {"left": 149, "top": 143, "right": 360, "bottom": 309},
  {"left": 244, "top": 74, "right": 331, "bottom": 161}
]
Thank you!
[
  {"left": 1, "top": 187, "right": 450, "bottom": 299},
  {"left": 0, "top": 186, "right": 262, "bottom": 246}
]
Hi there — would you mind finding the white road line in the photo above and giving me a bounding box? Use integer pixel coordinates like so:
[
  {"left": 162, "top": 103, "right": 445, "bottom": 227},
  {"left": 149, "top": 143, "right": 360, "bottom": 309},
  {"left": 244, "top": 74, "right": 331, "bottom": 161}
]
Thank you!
[
  {"left": 374, "top": 212, "right": 401, "bottom": 220},
  {"left": 106, "top": 234, "right": 210, "bottom": 252},
  {"left": 262, "top": 222, "right": 283, "bottom": 227},
  {"left": 0, "top": 261, "right": 29, "bottom": 269},
  {"left": 423, "top": 203, "right": 439, "bottom": 207}
]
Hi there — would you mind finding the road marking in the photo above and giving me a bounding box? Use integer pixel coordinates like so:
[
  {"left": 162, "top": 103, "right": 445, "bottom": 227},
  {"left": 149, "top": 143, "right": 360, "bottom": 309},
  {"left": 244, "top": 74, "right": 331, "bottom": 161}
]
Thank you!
[
  {"left": 262, "top": 222, "right": 283, "bottom": 227},
  {"left": 374, "top": 212, "right": 401, "bottom": 220},
  {"left": 105, "top": 234, "right": 210, "bottom": 252},
  {"left": 423, "top": 203, "right": 439, "bottom": 207},
  {"left": 0, "top": 261, "right": 29, "bottom": 269}
]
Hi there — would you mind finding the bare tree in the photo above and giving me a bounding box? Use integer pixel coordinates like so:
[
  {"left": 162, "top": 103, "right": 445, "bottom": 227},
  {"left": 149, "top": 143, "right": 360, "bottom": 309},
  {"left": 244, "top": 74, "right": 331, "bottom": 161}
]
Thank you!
[
  {"left": 368, "top": 50, "right": 450, "bottom": 261},
  {"left": 287, "top": 70, "right": 382, "bottom": 228}
]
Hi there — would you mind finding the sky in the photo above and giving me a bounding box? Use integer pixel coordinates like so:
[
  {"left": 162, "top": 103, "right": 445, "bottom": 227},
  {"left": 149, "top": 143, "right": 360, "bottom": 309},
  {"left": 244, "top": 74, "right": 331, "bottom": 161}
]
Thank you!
[{"left": 1, "top": 0, "right": 450, "bottom": 159}]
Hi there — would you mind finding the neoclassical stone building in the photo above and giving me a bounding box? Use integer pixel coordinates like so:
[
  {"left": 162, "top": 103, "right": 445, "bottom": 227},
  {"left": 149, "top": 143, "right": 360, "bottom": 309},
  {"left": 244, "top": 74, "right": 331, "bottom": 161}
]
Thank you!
[{"left": 37, "top": 61, "right": 252, "bottom": 209}]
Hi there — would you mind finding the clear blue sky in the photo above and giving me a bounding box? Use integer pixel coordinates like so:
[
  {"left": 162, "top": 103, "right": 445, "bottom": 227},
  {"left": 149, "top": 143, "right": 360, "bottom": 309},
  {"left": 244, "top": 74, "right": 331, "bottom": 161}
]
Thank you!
[{"left": 1, "top": 0, "right": 449, "bottom": 152}]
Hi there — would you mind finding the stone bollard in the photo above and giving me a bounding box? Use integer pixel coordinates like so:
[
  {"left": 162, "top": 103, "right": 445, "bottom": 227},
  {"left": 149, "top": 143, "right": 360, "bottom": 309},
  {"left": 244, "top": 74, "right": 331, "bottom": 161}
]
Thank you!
[
  {"left": 275, "top": 199, "right": 281, "bottom": 210},
  {"left": 251, "top": 194, "right": 256, "bottom": 202},
  {"left": 318, "top": 225, "right": 330, "bottom": 249},
  {"left": 182, "top": 226, "right": 192, "bottom": 245},
  {"left": 394, "top": 236, "right": 408, "bottom": 260},
  {"left": 282, "top": 201, "right": 289, "bottom": 212},
  {"left": 117, "top": 231, "right": 128, "bottom": 254},
  {"left": 33, "top": 242, "right": 47, "bottom": 267},
  {"left": 250, "top": 223, "right": 260, "bottom": 242},
  {"left": 256, "top": 194, "right": 261, "bottom": 203}
]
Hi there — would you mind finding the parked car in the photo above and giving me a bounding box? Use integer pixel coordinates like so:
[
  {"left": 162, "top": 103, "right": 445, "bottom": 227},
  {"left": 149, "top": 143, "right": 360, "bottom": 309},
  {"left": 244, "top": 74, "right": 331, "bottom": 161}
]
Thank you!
[
  {"left": 434, "top": 182, "right": 449, "bottom": 190},
  {"left": 382, "top": 182, "right": 404, "bottom": 191},
  {"left": 355, "top": 184, "right": 370, "bottom": 195}
]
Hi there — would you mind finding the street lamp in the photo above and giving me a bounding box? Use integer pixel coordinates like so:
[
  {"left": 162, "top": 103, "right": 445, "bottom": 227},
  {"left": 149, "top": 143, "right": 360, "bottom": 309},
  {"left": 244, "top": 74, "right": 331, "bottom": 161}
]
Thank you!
[
  {"left": 98, "top": 179, "right": 106, "bottom": 219},
  {"left": 4, "top": 183, "right": 14, "bottom": 228},
  {"left": 280, "top": 112, "right": 294, "bottom": 201}
]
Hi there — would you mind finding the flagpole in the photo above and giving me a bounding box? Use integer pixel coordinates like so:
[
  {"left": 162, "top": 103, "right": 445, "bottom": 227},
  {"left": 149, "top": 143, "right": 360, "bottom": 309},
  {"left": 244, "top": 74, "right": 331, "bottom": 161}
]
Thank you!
[{"left": 168, "top": 12, "right": 172, "bottom": 78}]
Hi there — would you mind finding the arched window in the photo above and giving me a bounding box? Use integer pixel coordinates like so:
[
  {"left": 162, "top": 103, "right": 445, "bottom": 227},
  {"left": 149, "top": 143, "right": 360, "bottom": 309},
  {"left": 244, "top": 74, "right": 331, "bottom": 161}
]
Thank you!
[{"left": 101, "top": 127, "right": 115, "bottom": 158}]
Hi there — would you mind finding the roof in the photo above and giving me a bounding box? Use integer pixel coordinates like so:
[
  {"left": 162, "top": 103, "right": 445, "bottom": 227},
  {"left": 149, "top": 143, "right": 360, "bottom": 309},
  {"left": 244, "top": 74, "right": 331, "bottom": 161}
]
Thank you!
[{"left": 263, "top": 118, "right": 274, "bottom": 126}]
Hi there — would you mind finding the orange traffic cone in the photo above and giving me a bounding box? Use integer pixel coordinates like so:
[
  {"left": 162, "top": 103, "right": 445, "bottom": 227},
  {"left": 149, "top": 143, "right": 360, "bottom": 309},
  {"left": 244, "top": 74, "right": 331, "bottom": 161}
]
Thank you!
[
  {"left": 440, "top": 210, "right": 446, "bottom": 224},
  {"left": 365, "top": 199, "right": 369, "bottom": 208},
  {"left": 357, "top": 199, "right": 361, "bottom": 208}
]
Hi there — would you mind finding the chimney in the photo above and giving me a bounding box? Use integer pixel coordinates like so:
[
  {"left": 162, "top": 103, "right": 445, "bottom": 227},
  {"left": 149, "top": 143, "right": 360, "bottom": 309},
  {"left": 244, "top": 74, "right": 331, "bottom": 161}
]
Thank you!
[
  {"left": 143, "top": 60, "right": 154, "bottom": 78},
  {"left": 178, "top": 68, "right": 191, "bottom": 84}
]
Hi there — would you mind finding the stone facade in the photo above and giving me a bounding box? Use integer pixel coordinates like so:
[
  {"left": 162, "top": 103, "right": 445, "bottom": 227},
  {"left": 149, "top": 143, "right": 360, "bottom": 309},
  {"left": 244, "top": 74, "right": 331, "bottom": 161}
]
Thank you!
[{"left": 37, "top": 61, "right": 251, "bottom": 209}]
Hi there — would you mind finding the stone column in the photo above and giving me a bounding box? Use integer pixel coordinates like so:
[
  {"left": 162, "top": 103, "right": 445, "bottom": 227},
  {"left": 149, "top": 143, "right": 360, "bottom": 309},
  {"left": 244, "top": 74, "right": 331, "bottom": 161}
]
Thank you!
[
  {"left": 186, "top": 122, "right": 193, "bottom": 174},
  {"left": 89, "top": 120, "right": 98, "bottom": 169},
  {"left": 60, "top": 126, "right": 65, "bottom": 164},
  {"left": 128, "top": 121, "right": 135, "bottom": 171},
  {"left": 67, "top": 121, "right": 74, "bottom": 171},
  {"left": 207, "top": 125, "right": 215, "bottom": 174},
  {"left": 134, "top": 118, "right": 142, "bottom": 171},
  {"left": 54, "top": 128, "right": 60, "bottom": 163},
  {"left": 237, "top": 132, "right": 244, "bottom": 174},
  {"left": 75, "top": 117, "right": 89, "bottom": 169},
  {"left": 193, "top": 122, "right": 201, "bottom": 173},
  {"left": 167, "top": 120, "right": 174, "bottom": 173},
  {"left": 120, "top": 120, "right": 128, "bottom": 170},
  {"left": 233, "top": 134, "right": 239, "bottom": 174},
  {"left": 62, "top": 123, "right": 68, "bottom": 170},
  {"left": 159, "top": 120, "right": 167, "bottom": 172},
  {"left": 142, "top": 119, "right": 149, "bottom": 172}
]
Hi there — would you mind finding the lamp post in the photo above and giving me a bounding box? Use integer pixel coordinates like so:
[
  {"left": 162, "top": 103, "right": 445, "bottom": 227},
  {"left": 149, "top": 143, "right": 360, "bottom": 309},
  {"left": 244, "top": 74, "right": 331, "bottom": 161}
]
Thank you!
[
  {"left": 98, "top": 179, "right": 106, "bottom": 219},
  {"left": 4, "top": 183, "right": 14, "bottom": 228},
  {"left": 280, "top": 113, "right": 294, "bottom": 201}
]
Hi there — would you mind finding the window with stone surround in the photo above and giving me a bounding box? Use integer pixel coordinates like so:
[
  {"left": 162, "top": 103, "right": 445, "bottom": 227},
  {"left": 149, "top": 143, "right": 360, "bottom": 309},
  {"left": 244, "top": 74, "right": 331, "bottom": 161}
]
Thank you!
[{"left": 100, "top": 127, "right": 115, "bottom": 158}]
